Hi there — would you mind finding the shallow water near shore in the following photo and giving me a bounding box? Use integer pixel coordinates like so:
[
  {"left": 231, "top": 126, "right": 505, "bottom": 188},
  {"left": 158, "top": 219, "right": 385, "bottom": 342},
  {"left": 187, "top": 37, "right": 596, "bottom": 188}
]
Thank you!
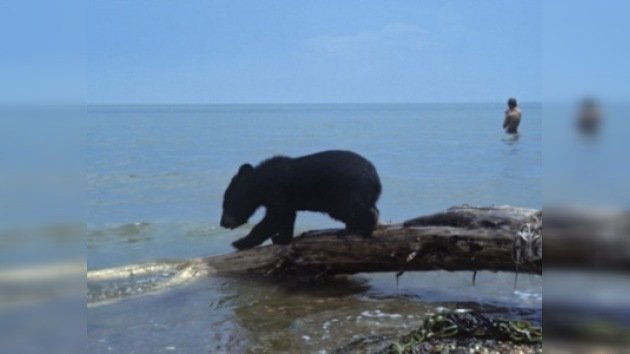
[{"left": 86, "top": 103, "right": 542, "bottom": 353}]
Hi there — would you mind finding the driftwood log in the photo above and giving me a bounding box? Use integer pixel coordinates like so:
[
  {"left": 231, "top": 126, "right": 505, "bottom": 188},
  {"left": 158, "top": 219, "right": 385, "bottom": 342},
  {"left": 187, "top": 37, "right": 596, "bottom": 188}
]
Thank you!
[
  {"left": 203, "top": 205, "right": 542, "bottom": 276},
  {"left": 87, "top": 205, "right": 542, "bottom": 286},
  {"left": 544, "top": 207, "right": 630, "bottom": 271},
  {"left": 84, "top": 205, "right": 542, "bottom": 306}
]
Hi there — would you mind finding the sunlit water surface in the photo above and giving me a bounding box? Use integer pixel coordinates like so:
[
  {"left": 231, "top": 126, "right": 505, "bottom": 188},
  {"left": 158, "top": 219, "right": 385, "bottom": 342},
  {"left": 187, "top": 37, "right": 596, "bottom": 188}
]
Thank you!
[{"left": 86, "top": 103, "right": 542, "bottom": 353}]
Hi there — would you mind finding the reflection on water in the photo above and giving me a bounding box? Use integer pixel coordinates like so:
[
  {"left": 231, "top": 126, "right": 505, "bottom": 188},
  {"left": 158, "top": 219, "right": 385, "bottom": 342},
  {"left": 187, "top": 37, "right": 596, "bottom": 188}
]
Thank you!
[
  {"left": 87, "top": 259, "right": 541, "bottom": 354},
  {"left": 502, "top": 133, "right": 521, "bottom": 147}
]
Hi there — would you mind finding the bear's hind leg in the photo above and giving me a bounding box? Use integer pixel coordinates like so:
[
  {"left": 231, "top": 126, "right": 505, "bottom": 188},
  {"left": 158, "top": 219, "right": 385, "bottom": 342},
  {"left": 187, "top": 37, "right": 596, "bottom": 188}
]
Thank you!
[{"left": 271, "top": 210, "right": 296, "bottom": 245}]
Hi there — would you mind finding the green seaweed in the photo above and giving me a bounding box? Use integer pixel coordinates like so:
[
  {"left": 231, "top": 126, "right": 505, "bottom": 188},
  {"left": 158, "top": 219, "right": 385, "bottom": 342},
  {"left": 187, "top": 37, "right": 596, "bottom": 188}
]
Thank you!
[{"left": 382, "top": 308, "right": 542, "bottom": 354}]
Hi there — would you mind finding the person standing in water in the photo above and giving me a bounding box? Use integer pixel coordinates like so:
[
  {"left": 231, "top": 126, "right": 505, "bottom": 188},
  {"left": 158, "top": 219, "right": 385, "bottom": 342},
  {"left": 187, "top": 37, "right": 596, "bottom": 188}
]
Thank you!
[
  {"left": 503, "top": 97, "right": 522, "bottom": 134},
  {"left": 577, "top": 97, "right": 601, "bottom": 135}
]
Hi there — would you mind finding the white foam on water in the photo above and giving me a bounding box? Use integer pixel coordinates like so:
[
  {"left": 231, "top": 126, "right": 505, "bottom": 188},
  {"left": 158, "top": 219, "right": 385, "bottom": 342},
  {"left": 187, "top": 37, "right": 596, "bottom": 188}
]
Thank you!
[
  {"left": 360, "top": 310, "right": 402, "bottom": 319},
  {"left": 87, "top": 259, "right": 213, "bottom": 308}
]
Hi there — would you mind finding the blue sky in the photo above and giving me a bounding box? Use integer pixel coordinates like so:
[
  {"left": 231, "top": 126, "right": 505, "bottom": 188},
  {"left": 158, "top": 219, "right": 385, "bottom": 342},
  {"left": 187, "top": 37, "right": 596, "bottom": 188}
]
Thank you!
[
  {"left": 88, "top": 0, "right": 542, "bottom": 104},
  {"left": 3, "top": 1, "right": 627, "bottom": 104},
  {"left": 542, "top": 1, "right": 630, "bottom": 102}
]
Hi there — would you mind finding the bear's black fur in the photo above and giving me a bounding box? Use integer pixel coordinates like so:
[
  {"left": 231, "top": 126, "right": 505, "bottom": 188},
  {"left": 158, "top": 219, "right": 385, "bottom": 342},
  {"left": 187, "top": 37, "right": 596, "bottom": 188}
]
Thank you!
[{"left": 220, "top": 150, "right": 381, "bottom": 250}]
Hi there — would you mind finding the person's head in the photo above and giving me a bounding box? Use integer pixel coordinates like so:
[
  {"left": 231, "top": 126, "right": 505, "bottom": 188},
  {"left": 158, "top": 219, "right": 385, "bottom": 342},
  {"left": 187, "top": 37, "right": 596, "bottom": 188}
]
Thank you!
[
  {"left": 507, "top": 97, "right": 518, "bottom": 109},
  {"left": 581, "top": 97, "right": 597, "bottom": 109}
]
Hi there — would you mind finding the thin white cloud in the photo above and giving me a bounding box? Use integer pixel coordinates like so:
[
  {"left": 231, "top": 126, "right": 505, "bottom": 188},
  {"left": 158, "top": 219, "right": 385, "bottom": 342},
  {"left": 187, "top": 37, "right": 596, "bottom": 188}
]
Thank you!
[{"left": 302, "top": 23, "right": 428, "bottom": 55}]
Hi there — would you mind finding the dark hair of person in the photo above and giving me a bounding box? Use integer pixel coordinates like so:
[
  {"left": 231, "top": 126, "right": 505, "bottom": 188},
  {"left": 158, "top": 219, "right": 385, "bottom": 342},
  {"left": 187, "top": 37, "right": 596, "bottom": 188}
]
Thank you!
[
  {"left": 581, "top": 97, "right": 596, "bottom": 108},
  {"left": 507, "top": 97, "right": 517, "bottom": 108}
]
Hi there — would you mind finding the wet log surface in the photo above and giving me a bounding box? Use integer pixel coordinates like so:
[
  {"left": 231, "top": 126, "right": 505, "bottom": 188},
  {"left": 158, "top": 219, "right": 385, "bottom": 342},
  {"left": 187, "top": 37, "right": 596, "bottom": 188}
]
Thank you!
[
  {"left": 203, "top": 205, "right": 542, "bottom": 276},
  {"left": 544, "top": 207, "right": 630, "bottom": 271},
  {"left": 84, "top": 205, "right": 542, "bottom": 307}
]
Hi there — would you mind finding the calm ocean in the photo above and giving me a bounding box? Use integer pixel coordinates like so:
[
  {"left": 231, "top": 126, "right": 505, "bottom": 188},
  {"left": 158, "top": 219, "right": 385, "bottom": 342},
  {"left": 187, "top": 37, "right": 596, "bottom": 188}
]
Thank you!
[{"left": 87, "top": 103, "right": 542, "bottom": 353}]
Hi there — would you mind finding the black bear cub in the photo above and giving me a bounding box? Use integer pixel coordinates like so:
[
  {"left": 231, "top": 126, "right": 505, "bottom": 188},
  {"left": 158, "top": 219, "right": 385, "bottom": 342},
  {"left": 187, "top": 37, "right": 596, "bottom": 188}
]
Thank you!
[{"left": 220, "top": 150, "right": 381, "bottom": 250}]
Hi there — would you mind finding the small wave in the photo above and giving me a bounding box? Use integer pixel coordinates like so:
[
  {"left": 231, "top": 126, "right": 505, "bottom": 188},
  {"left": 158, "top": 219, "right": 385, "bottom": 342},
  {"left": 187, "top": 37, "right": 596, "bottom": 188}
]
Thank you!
[
  {"left": 514, "top": 289, "right": 542, "bottom": 302},
  {"left": 0, "top": 261, "right": 85, "bottom": 309},
  {"left": 88, "top": 221, "right": 151, "bottom": 237},
  {"left": 87, "top": 259, "right": 213, "bottom": 308},
  {"left": 359, "top": 310, "right": 402, "bottom": 319}
]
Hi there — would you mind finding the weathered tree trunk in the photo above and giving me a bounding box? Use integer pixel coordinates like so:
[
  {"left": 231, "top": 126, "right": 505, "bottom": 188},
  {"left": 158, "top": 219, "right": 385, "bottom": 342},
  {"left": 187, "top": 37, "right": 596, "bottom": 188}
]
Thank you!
[
  {"left": 202, "top": 205, "right": 542, "bottom": 276},
  {"left": 544, "top": 207, "right": 630, "bottom": 271},
  {"left": 86, "top": 205, "right": 542, "bottom": 306},
  {"left": 87, "top": 205, "right": 543, "bottom": 283}
]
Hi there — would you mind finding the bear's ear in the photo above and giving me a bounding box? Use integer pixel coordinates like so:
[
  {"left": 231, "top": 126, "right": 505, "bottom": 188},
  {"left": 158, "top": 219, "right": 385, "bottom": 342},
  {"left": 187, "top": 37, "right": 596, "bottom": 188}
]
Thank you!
[{"left": 238, "top": 163, "right": 254, "bottom": 176}]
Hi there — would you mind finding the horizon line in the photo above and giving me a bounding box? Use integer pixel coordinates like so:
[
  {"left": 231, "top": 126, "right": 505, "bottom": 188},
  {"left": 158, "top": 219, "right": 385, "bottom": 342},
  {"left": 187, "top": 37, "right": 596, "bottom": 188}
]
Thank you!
[{"left": 88, "top": 101, "right": 542, "bottom": 106}]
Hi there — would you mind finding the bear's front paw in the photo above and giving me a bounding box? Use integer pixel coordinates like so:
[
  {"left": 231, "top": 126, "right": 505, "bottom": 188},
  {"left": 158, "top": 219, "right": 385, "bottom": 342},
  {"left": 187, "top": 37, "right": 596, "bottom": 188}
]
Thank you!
[
  {"left": 232, "top": 238, "right": 255, "bottom": 250},
  {"left": 360, "top": 230, "right": 373, "bottom": 238},
  {"left": 271, "top": 234, "right": 292, "bottom": 245}
]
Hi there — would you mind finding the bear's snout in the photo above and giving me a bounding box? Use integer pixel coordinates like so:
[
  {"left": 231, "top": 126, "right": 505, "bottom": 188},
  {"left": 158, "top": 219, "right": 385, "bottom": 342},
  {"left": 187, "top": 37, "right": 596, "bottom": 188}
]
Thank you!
[{"left": 220, "top": 214, "right": 238, "bottom": 229}]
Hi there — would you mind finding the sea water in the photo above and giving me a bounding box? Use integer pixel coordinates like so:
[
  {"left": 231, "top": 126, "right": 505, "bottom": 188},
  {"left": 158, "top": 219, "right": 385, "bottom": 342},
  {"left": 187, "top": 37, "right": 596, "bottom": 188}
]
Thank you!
[{"left": 84, "top": 103, "right": 542, "bottom": 353}]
